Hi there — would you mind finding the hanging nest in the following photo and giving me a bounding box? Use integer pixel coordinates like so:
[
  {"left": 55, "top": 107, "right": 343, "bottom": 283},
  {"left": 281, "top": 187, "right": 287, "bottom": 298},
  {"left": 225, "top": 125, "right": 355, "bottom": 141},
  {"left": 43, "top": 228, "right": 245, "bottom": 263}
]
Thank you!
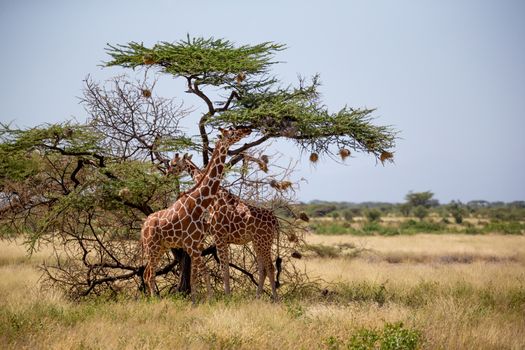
[
  {"left": 243, "top": 155, "right": 268, "bottom": 173},
  {"left": 235, "top": 72, "right": 246, "bottom": 84},
  {"left": 288, "top": 233, "right": 299, "bottom": 243},
  {"left": 270, "top": 180, "right": 293, "bottom": 191},
  {"left": 258, "top": 161, "right": 268, "bottom": 173},
  {"left": 339, "top": 148, "right": 351, "bottom": 161},
  {"left": 380, "top": 151, "right": 394, "bottom": 163},
  {"left": 309, "top": 152, "right": 319, "bottom": 163},
  {"left": 260, "top": 155, "right": 269, "bottom": 164},
  {"left": 298, "top": 212, "right": 310, "bottom": 222},
  {"left": 291, "top": 250, "right": 303, "bottom": 259},
  {"left": 279, "top": 181, "right": 293, "bottom": 190},
  {"left": 118, "top": 187, "right": 131, "bottom": 200},
  {"left": 281, "top": 126, "right": 298, "bottom": 138},
  {"left": 142, "top": 54, "right": 155, "bottom": 65},
  {"left": 63, "top": 127, "right": 74, "bottom": 138},
  {"left": 141, "top": 89, "right": 152, "bottom": 98}
]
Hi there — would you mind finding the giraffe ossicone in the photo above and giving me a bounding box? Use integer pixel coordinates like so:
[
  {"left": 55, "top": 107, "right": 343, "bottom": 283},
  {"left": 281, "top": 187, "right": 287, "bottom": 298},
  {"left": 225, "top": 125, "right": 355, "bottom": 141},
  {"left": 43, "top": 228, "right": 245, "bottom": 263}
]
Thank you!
[{"left": 140, "top": 128, "right": 251, "bottom": 302}]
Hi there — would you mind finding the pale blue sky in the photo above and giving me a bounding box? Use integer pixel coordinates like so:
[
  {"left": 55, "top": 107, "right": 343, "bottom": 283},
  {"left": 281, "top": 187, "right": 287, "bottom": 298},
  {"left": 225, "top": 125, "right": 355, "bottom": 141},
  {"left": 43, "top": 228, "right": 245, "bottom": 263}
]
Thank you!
[{"left": 1, "top": 0, "right": 524, "bottom": 203}]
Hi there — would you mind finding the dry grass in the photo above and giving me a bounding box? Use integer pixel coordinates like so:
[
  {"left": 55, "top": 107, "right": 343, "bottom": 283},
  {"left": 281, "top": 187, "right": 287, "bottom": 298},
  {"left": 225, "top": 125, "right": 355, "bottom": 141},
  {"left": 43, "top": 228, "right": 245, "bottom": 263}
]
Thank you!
[
  {"left": 1, "top": 235, "right": 524, "bottom": 349},
  {"left": 307, "top": 233, "right": 525, "bottom": 255}
]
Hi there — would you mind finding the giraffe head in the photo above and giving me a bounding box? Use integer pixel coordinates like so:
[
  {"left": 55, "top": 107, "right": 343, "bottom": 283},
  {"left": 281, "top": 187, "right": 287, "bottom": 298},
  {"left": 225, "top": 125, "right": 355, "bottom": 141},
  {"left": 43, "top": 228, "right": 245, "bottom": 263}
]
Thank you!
[
  {"left": 169, "top": 153, "right": 192, "bottom": 176},
  {"left": 169, "top": 153, "right": 206, "bottom": 182},
  {"left": 218, "top": 127, "right": 252, "bottom": 147}
]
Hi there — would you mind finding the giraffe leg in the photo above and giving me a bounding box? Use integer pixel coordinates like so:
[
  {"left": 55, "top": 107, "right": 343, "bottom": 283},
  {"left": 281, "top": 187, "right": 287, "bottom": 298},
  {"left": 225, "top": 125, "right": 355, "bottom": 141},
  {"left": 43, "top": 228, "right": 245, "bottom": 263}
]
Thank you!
[
  {"left": 190, "top": 253, "right": 211, "bottom": 303},
  {"left": 255, "top": 240, "right": 278, "bottom": 301},
  {"left": 265, "top": 256, "right": 278, "bottom": 302},
  {"left": 216, "top": 241, "right": 231, "bottom": 296},
  {"left": 144, "top": 250, "right": 163, "bottom": 297},
  {"left": 253, "top": 239, "right": 271, "bottom": 298},
  {"left": 141, "top": 225, "right": 163, "bottom": 297},
  {"left": 255, "top": 254, "right": 265, "bottom": 299}
]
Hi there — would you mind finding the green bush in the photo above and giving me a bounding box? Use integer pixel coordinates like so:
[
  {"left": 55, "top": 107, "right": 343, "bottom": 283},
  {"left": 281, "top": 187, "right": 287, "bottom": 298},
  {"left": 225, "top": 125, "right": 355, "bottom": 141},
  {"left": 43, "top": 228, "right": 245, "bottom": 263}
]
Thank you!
[
  {"left": 324, "top": 335, "right": 344, "bottom": 350},
  {"left": 412, "top": 206, "right": 429, "bottom": 221},
  {"left": 362, "top": 222, "right": 382, "bottom": 233},
  {"left": 347, "top": 322, "right": 421, "bottom": 350},
  {"left": 484, "top": 221, "right": 525, "bottom": 235},
  {"left": 379, "top": 322, "right": 421, "bottom": 350},
  {"left": 347, "top": 328, "right": 379, "bottom": 349},
  {"left": 342, "top": 209, "right": 354, "bottom": 222},
  {"left": 366, "top": 209, "right": 382, "bottom": 222},
  {"left": 399, "top": 220, "right": 445, "bottom": 234},
  {"left": 362, "top": 222, "right": 400, "bottom": 236}
]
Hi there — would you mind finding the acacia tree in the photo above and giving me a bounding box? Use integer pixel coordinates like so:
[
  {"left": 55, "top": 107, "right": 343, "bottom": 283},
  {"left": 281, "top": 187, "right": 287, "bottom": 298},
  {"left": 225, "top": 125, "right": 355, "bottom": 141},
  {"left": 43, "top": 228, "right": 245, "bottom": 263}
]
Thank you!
[
  {"left": 0, "top": 36, "right": 396, "bottom": 298},
  {"left": 405, "top": 191, "right": 437, "bottom": 208}
]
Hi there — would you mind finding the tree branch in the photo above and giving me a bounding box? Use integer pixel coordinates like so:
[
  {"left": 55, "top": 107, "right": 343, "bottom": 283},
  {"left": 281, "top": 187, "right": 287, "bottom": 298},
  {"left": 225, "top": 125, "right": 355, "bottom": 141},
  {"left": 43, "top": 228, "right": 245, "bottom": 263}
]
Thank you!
[
  {"left": 79, "top": 270, "right": 138, "bottom": 297},
  {"left": 192, "top": 80, "right": 215, "bottom": 114},
  {"left": 216, "top": 91, "right": 239, "bottom": 112},
  {"left": 199, "top": 113, "right": 211, "bottom": 166},
  {"left": 201, "top": 245, "right": 259, "bottom": 287},
  {"left": 185, "top": 77, "right": 216, "bottom": 166},
  {"left": 228, "top": 134, "right": 271, "bottom": 155},
  {"left": 70, "top": 159, "right": 84, "bottom": 188}
]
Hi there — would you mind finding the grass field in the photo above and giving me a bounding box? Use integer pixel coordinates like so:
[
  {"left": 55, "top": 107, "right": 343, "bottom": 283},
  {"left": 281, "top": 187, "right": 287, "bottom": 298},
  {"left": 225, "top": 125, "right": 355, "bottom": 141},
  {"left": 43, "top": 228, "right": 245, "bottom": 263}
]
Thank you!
[{"left": 1, "top": 234, "right": 524, "bottom": 349}]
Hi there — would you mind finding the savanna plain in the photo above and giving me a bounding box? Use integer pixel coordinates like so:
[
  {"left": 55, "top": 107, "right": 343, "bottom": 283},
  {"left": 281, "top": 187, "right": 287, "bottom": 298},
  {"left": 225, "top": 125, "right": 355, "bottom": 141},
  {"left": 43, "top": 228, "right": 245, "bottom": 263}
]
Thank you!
[{"left": 1, "top": 232, "right": 524, "bottom": 349}]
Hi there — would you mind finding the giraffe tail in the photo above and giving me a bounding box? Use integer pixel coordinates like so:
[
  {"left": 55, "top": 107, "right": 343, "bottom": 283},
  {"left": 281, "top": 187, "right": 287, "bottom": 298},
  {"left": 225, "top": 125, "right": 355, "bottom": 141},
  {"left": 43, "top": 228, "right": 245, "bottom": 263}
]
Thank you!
[
  {"left": 138, "top": 225, "right": 147, "bottom": 294},
  {"left": 274, "top": 221, "right": 282, "bottom": 289},
  {"left": 139, "top": 226, "right": 146, "bottom": 264}
]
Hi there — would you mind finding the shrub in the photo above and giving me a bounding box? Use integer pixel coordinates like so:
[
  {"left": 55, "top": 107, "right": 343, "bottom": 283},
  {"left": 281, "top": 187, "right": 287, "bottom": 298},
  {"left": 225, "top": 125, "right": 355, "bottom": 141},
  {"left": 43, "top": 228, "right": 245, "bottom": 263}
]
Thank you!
[
  {"left": 362, "top": 222, "right": 400, "bottom": 236},
  {"left": 346, "top": 322, "right": 421, "bottom": 350},
  {"left": 366, "top": 209, "right": 382, "bottom": 222},
  {"left": 323, "top": 335, "right": 343, "bottom": 350},
  {"left": 448, "top": 202, "right": 467, "bottom": 224},
  {"left": 362, "top": 222, "right": 382, "bottom": 233},
  {"left": 399, "top": 220, "right": 445, "bottom": 234},
  {"left": 380, "top": 322, "right": 421, "bottom": 350},
  {"left": 412, "top": 206, "right": 428, "bottom": 221},
  {"left": 347, "top": 328, "right": 379, "bottom": 349},
  {"left": 484, "top": 222, "right": 525, "bottom": 235},
  {"left": 342, "top": 209, "right": 354, "bottom": 222}
]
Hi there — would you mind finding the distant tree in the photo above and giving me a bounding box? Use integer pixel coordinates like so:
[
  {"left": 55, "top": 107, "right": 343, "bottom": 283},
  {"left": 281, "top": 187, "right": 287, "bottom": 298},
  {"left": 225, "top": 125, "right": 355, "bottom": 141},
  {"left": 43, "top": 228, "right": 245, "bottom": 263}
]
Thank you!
[
  {"left": 509, "top": 201, "right": 525, "bottom": 209},
  {"left": 342, "top": 209, "right": 354, "bottom": 222},
  {"left": 413, "top": 205, "right": 429, "bottom": 221},
  {"left": 350, "top": 208, "right": 363, "bottom": 217},
  {"left": 366, "top": 209, "right": 382, "bottom": 222},
  {"left": 405, "top": 191, "right": 437, "bottom": 208},
  {"left": 467, "top": 200, "right": 489, "bottom": 209},
  {"left": 447, "top": 201, "right": 466, "bottom": 224},
  {"left": 399, "top": 203, "right": 412, "bottom": 217}
]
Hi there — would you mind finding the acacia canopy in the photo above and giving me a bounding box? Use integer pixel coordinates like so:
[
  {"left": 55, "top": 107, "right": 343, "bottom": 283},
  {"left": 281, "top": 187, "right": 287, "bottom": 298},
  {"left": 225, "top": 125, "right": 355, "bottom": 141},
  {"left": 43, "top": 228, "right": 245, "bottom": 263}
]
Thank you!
[{"left": 105, "top": 36, "right": 397, "bottom": 163}]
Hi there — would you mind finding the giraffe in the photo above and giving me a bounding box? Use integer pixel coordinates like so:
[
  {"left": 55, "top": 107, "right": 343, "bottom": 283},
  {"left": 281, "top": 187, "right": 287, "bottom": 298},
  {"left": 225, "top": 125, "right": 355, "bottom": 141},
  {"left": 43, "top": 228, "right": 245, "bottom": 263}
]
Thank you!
[
  {"left": 140, "top": 127, "right": 251, "bottom": 301},
  {"left": 170, "top": 153, "right": 280, "bottom": 300}
]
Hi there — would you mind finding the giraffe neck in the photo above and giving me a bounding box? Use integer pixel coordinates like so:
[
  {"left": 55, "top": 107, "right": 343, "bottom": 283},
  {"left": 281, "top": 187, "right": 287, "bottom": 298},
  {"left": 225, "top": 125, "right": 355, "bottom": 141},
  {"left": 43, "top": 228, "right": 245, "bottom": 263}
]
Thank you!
[
  {"left": 187, "top": 138, "right": 230, "bottom": 208},
  {"left": 185, "top": 159, "right": 204, "bottom": 181}
]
